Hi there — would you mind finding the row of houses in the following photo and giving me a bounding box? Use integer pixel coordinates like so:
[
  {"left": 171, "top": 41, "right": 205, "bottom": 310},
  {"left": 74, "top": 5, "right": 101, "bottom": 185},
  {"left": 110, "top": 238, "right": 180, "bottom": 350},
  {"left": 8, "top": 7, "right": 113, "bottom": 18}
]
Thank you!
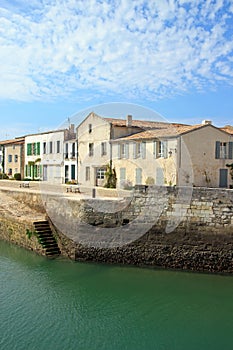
[{"left": 0, "top": 112, "right": 233, "bottom": 188}]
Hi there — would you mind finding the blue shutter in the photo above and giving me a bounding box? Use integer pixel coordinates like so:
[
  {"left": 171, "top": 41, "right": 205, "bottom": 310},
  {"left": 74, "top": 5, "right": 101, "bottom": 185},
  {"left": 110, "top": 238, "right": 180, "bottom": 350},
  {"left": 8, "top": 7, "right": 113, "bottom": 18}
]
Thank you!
[
  {"left": 228, "top": 142, "right": 233, "bottom": 159},
  {"left": 135, "top": 168, "right": 142, "bottom": 184},
  {"left": 163, "top": 141, "right": 168, "bottom": 159},
  {"left": 118, "top": 144, "right": 121, "bottom": 159},
  {"left": 215, "top": 141, "right": 220, "bottom": 159},
  {"left": 125, "top": 143, "right": 129, "bottom": 159},
  {"left": 133, "top": 143, "right": 137, "bottom": 159},
  {"left": 142, "top": 142, "right": 146, "bottom": 159},
  {"left": 120, "top": 167, "right": 126, "bottom": 181}
]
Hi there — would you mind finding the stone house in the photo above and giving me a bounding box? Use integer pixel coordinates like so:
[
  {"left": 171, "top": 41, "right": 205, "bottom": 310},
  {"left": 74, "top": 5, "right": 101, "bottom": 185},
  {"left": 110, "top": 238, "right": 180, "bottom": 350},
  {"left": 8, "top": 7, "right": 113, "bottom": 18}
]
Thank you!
[
  {"left": 0, "top": 137, "right": 25, "bottom": 179},
  {"left": 24, "top": 125, "right": 76, "bottom": 183},
  {"left": 77, "top": 113, "right": 233, "bottom": 188}
]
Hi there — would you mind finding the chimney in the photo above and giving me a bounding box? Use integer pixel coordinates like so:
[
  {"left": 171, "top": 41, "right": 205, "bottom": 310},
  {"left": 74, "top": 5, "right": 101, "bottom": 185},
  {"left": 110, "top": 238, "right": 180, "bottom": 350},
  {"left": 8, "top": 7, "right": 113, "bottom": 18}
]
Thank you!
[
  {"left": 126, "top": 115, "right": 132, "bottom": 127},
  {"left": 69, "top": 124, "right": 75, "bottom": 133},
  {"left": 202, "top": 120, "right": 212, "bottom": 125}
]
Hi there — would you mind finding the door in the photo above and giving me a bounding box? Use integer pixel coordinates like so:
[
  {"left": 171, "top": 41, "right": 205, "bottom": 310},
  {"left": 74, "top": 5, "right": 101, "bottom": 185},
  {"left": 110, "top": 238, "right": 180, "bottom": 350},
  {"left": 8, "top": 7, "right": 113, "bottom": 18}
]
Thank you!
[
  {"left": 65, "top": 165, "right": 69, "bottom": 183},
  {"left": 71, "top": 165, "right": 75, "bottom": 180},
  {"left": 219, "top": 169, "right": 228, "bottom": 188},
  {"left": 135, "top": 168, "right": 142, "bottom": 184}
]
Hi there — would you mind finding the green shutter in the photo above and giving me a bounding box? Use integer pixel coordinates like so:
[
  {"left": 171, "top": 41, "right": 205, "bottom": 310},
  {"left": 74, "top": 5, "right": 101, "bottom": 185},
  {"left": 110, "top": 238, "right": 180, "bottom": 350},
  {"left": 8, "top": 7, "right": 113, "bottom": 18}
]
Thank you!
[
  {"left": 27, "top": 144, "right": 32, "bottom": 156},
  {"left": 33, "top": 166, "right": 37, "bottom": 178},
  {"left": 35, "top": 142, "right": 40, "bottom": 155}
]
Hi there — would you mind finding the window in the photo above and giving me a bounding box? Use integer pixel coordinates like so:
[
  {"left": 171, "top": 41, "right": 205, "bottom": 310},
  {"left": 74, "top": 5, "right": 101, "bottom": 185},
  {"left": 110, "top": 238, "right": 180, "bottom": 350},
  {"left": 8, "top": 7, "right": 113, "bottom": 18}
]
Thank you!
[
  {"left": 136, "top": 143, "right": 142, "bottom": 158},
  {"left": 89, "top": 143, "right": 94, "bottom": 156},
  {"left": 216, "top": 141, "right": 233, "bottom": 159},
  {"left": 153, "top": 141, "right": 165, "bottom": 158},
  {"left": 118, "top": 143, "right": 129, "bottom": 159},
  {"left": 133, "top": 142, "right": 144, "bottom": 158},
  {"left": 86, "top": 166, "right": 90, "bottom": 181},
  {"left": 43, "top": 142, "right": 46, "bottom": 154},
  {"left": 121, "top": 143, "right": 126, "bottom": 158},
  {"left": 57, "top": 141, "right": 60, "bottom": 153},
  {"left": 49, "top": 141, "right": 53, "bottom": 154},
  {"left": 8, "top": 155, "right": 12, "bottom": 162},
  {"left": 27, "top": 142, "right": 40, "bottom": 156},
  {"left": 65, "top": 143, "right": 68, "bottom": 158},
  {"left": 15, "top": 168, "right": 18, "bottom": 173},
  {"left": 97, "top": 168, "right": 105, "bottom": 179},
  {"left": 8, "top": 168, "right": 12, "bottom": 175},
  {"left": 14, "top": 155, "right": 18, "bottom": 162},
  {"left": 71, "top": 143, "right": 76, "bottom": 157},
  {"left": 101, "top": 142, "right": 107, "bottom": 156},
  {"left": 89, "top": 124, "right": 92, "bottom": 133}
]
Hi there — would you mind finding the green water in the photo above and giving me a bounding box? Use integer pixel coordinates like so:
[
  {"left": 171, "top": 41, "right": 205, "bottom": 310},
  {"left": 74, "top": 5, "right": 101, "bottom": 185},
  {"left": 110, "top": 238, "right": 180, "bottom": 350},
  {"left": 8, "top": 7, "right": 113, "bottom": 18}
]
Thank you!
[{"left": 1, "top": 241, "right": 233, "bottom": 350}]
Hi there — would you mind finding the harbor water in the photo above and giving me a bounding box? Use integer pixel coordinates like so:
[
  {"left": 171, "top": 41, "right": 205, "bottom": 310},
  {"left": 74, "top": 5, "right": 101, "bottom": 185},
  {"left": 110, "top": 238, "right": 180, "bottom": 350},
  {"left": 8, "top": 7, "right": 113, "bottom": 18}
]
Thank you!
[{"left": 1, "top": 240, "right": 233, "bottom": 350}]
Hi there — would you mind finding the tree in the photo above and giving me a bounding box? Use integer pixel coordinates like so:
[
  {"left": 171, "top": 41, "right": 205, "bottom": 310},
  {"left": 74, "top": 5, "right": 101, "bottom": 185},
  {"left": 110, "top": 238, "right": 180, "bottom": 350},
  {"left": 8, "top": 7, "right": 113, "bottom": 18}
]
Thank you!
[{"left": 104, "top": 162, "right": 117, "bottom": 188}]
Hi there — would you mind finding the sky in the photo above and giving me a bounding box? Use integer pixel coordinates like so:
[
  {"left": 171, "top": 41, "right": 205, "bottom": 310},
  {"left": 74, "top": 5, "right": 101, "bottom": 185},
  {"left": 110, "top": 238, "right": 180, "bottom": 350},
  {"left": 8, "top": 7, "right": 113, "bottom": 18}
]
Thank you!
[{"left": 0, "top": 0, "right": 233, "bottom": 139}]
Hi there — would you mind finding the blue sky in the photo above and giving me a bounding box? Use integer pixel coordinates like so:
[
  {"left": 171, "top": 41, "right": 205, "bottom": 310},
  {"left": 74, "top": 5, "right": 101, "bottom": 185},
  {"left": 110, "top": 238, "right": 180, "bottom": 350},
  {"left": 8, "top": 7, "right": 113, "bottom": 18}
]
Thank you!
[{"left": 0, "top": 0, "right": 233, "bottom": 139}]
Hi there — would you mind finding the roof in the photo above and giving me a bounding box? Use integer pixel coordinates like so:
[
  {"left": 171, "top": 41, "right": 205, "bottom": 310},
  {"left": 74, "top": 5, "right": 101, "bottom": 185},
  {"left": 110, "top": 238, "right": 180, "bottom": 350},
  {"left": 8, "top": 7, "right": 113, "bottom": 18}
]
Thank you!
[
  {"left": 221, "top": 125, "right": 233, "bottom": 135},
  {"left": 0, "top": 137, "right": 25, "bottom": 146},
  {"left": 104, "top": 117, "right": 188, "bottom": 130},
  {"left": 111, "top": 124, "right": 205, "bottom": 141}
]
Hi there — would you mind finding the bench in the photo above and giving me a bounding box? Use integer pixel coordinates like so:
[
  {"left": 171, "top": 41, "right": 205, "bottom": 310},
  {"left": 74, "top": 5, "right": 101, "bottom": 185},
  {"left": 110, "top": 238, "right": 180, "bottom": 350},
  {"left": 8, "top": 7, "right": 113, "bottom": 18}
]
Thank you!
[
  {"left": 66, "top": 186, "right": 80, "bottom": 193},
  {"left": 19, "top": 181, "right": 30, "bottom": 188}
]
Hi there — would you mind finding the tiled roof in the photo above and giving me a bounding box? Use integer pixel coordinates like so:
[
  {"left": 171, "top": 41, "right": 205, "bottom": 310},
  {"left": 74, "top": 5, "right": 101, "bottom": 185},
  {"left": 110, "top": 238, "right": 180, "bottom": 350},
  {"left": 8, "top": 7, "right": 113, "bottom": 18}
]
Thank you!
[
  {"left": 111, "top": 124, "right": 204, "bottom": 141},
  {"left": 0, "top": 137, "right": 25, "bottom": 145},
  {"left": 221, "top": 126, "right": 233, "bottom": 135},
  {"left": 104, "top": 117, "right": 188, "bottom": 130}
]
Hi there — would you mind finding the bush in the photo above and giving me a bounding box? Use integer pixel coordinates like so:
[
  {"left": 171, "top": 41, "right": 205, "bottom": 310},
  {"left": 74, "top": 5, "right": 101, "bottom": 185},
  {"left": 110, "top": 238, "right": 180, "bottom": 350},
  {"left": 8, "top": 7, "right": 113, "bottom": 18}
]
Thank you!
[
  {"left": 145, "top": 177, "right": 155, "bottom": 185},
  {"left": 14, "top": 173, "right": 21, "bottom": 181},
  {"left": 0, "top": 173, "right": 9, "bottom": 179}
]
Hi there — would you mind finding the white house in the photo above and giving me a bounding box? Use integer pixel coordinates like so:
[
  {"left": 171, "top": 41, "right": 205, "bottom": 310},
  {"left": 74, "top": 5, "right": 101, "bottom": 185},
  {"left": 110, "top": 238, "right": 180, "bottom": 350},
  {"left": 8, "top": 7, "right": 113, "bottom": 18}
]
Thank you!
[{"left": 24, "top": 125, "right": 77, "bottom": 183}]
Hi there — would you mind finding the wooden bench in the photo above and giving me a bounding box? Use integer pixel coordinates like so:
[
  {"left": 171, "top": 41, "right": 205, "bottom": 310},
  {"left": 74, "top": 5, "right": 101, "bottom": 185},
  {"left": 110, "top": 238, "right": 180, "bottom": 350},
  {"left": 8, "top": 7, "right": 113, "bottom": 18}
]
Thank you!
[
  {"left": 19, "top": 181, "right": 30, "bottom": 188},
  {"left": 66, "top": 186, "right": 80, "bottom": 193}
]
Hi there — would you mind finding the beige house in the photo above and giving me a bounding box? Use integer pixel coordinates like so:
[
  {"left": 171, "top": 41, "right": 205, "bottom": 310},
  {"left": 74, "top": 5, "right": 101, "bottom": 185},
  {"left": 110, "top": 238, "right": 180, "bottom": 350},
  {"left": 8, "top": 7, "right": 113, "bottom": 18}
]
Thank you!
[
  {"left": 77, "top": 113, "right": 233, "bottom": 188},
  {"left": 0, "top": 137, "right": 25, "bottom": 179}
]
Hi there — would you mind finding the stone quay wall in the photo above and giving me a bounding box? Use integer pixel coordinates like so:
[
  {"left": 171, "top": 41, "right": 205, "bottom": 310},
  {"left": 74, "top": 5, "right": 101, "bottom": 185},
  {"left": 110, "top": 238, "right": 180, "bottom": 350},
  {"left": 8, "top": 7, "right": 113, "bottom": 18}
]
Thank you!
[{"left": 0, "top": 185, "right": 233, "bottom": 273}]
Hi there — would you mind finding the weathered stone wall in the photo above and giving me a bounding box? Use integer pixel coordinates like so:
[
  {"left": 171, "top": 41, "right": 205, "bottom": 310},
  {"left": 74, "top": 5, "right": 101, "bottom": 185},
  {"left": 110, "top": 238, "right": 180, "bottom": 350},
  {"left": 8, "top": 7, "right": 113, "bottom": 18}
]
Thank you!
[
  {"left": 0, "top": 216, "right": 44, "bottom": 255},
  {"left": 0, "top": 186, "right": 232, "bottom": 273}
]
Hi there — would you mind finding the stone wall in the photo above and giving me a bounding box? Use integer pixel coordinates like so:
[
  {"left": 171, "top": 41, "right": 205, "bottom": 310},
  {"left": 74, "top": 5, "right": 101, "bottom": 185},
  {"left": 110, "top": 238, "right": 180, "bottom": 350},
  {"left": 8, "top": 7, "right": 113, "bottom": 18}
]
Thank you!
[{"left": 0, "top": 186, "right": 233, "bottom": 273}]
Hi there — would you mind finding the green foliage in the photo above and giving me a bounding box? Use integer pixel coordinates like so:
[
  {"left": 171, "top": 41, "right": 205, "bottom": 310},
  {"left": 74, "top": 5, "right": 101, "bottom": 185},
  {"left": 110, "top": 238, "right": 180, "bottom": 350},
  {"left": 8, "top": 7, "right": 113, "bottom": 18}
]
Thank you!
[
  {"left": 145, "top": 177, "right": 155, "bottom": 185},
  {"left": 26, "top": 229, "right": 36, "bottom": 239},
  {"left": 0, "top": 172, "right": 9, "bottom": 179},
  {"left": 14, "top": 173, "right": 21, "bottom": 181},
  {"left": 226, "top": 163, "right": 233, "bottom": 180},
  {"left": 104, "top": 163, "right": 117, "bottom": 188}
]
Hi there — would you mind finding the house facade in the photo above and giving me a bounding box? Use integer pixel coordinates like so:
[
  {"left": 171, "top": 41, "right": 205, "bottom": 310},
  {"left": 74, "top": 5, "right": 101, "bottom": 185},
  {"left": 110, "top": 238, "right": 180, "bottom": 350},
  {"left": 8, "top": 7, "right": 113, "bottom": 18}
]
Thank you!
[
  {"left": 0, "top": 138, "right": 25, "bottom": 179},
  {"left": 24, "top": 125, "right": 76, "bottom": 183},
  {"left": 77, "top": 113, "right": 233, "bottom": 188}
]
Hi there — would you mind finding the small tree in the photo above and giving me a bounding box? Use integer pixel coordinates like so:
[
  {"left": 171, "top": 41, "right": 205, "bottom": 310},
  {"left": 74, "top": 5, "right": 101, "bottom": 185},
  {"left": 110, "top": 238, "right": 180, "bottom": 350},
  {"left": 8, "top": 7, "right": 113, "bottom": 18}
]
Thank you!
[
  {"left": 14, "top": 173, "right": 21, "bottom": 181},
  {"left": 104, "top": 162, "right": 117, "bottom": 188}
]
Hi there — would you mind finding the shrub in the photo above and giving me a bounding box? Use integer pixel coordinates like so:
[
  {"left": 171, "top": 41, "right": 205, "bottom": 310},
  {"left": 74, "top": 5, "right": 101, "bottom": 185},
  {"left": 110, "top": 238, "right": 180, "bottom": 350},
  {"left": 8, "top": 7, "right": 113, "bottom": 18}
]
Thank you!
[
  {"left": 14, "top": 173, "right": 21, "bottom": 181},
  {"left": 145, "top": 177, "right": 155, "bottom": 185},
  {"left": 0, "top": 173, "right": 9, "bottom": 179}
]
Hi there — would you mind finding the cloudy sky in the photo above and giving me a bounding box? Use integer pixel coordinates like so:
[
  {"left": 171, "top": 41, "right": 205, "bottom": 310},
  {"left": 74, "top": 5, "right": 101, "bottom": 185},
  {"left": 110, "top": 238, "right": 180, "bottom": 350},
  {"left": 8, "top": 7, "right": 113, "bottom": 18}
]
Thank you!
[{"left": 0, "top": 0, "right": 233, "bottom": 138}]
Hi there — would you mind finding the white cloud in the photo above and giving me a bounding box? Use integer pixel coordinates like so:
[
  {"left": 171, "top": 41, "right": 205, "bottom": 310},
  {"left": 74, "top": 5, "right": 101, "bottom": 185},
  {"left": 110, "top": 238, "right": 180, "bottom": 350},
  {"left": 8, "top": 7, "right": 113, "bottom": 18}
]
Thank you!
[{"left": 0, "top": 0, "right": 232, "bottom": 102}]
